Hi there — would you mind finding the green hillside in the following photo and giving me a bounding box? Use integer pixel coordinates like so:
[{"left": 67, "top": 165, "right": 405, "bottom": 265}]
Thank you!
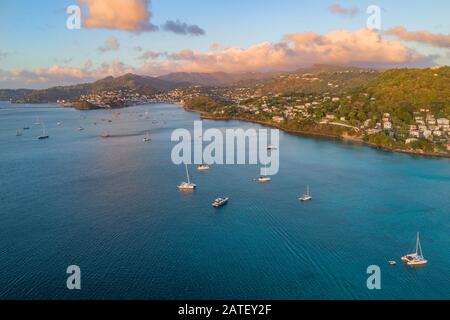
[{"left": 366, "top": 67, "right": 450, "bottom": 117}]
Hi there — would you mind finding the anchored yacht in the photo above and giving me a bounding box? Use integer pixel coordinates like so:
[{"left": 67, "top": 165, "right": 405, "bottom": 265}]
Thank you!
[
  {"left": 178, "top": 164, "right": 197, "bottom": 191},
  {"left": 143, "top": 132, "right": 151, "bottom": 142},
  {"left": 299, "top": 185, "right": 312, "bottom": 202},
  {"left": 37, "top": 122, "right": 49, "bottom": 140},
  {"left": 257, "top": 167, "right": 272, "bottom": 183},
  {"left": 197, "top": 164, "right": 210, "bottom": 171},
  {"left": 402, "top": 233, "right": 428, "bottom": 267},
  {"left": 212, "top": 198, "right": 229, "bottom": 208}
]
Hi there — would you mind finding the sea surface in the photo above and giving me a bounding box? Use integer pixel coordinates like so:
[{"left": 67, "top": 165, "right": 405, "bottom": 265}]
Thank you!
[{"left": 0, "top": 102, "right": 449, "bottom": 300}]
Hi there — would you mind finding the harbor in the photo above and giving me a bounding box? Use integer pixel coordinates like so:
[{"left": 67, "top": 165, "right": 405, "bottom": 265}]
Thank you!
[{"left": 0, "top": 102, "right": 449, "bottom": 300}]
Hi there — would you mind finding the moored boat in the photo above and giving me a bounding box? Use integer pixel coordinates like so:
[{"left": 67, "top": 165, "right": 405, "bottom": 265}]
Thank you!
[
  {"left": 212, "top": 197, "right": 229, "bottom": 208},
  {"left": 257, "top": 167, "right": 271, "bottom": 183},
  {"left": 299, "top": 185, "right": 312, "bottom": 202},
  {"left": 37, "top": 122, "right": 49, "bottom": 140},
  {"left": 143, "top": 132, "right": 151, "bottom": 142},
  {"left": 197, "top": 164, "right": 210, "bottom": 171},
  {"left": 402, "top": 233, "right": 428, "bottom": 267},
  {"left": 178, "top": 164, "right": 197, "bottom": 191}
]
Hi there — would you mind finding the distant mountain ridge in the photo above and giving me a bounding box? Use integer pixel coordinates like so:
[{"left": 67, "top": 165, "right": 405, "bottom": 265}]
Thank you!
[
  {"left": 294, "top": 64, "right": 378, "bottom": 74},
  {"left": 157, "top": 71, "right": 273, "bottom": 87},
  {"left": 2, "top": 71, "right": 276, "bottom": 103},
  {"left": 2, "top": 65, "right": 448, "bottom": 106},
  {"left": 0, "top": 89, "right": 34, "bottom": 101},
  {"left": 8, "top": 74, "right": 183, "bottom": 103}
]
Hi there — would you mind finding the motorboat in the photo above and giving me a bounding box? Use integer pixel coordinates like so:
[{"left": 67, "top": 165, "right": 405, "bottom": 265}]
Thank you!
[
  {"left": 212, "top": 198, "right": 229, "bottom": 208},
  {"left": 197, "top": 164, "right": 210, "bottom": 171}
]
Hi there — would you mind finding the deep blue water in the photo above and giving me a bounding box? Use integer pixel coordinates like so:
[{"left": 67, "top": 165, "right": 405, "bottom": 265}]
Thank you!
[{"left": 0, "top": 102, "right": 449, "bottom": 300}]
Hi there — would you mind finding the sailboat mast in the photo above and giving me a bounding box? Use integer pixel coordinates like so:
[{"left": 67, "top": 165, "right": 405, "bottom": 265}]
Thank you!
[
  {"left": 185, "top": 163, "right": 190, "bottom": 184},
  {"left": 417, "top": 232, "right": 423, "bottom": 257},
  {"left": 416, "top": 232, "right": 420, "bottom": 255}
]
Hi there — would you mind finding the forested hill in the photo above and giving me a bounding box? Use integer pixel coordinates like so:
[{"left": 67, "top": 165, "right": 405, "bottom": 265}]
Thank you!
[{"left": 366, "top": 67, "right": 450, "bottom": 117}]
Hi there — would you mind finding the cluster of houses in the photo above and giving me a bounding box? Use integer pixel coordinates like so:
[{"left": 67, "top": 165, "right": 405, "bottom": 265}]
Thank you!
[
  {"left": 407, "top": 111, "right": 450, "bottom": 147},
  {"left": 229, "top": 92, "right": 343, "bottom": 123},
  {"left": 59, "top": 90, "right": 153, "bottom": 108}
]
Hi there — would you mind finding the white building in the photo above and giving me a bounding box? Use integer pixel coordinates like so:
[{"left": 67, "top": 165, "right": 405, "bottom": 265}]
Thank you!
[
  {"left": 272, "top": 116, "right": 285, "bottom": 124},
  {"left": 383, "top": 122, "right": 393, "bottom": 130},
  {"left": 406, "top": 138, "right": 419, "bottom": 144}
]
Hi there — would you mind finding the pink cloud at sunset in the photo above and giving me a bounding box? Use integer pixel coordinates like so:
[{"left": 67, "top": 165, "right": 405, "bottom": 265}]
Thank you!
[
  {"left": 141, "top": 28, "right": 428, "bottom": 74},
  {"left": 385, "top": 27, "right": 450, "bottom": 49},
  {"left": 79, "top": 0, "right": 157, "bottom": 32},
  {"left": 0, "top": 29, "right": 436, "bottom": 88}
]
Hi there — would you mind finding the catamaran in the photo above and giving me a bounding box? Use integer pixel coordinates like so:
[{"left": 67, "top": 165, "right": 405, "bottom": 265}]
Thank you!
[
  {"left": 401, "top": 232, "right": 428, "bottom": 267},
  {"left": 212, "top": 197, "right": 229, "bottom": 208},
  {"left": 299, "top": 185, "right": 312, "bottom": 202},
  {"left": 257, "top": 167, "right": 272, "bottom": 183},
  {"left": 37, "top": 122, "right": 49, "bottom": 140},
  {"left": 178, "top": 164, "right": 197, "bottom": 191}
]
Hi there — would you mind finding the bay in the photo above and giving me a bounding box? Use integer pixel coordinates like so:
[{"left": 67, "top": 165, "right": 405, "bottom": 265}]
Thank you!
[{"left": 0, "top": 102, "right": 449, "bottom": 300}]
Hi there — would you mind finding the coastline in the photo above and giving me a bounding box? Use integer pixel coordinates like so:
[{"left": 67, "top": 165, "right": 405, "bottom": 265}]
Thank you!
[
  {"left": 5, "top": 101, "right": 449, "bottom": 159},
  {"left": 186, "top": 107, "right": 450, "bottom": 160}
]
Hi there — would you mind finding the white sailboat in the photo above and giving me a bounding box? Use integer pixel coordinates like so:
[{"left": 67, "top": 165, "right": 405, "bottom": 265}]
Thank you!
[
  {"left": 299, "top": 185, "right": 312, "bottom": 202},
  {"left": 257, "top": 167, "right": 272, "bottom": 183},
  {"left": 37, "top": 122, "right": 49, "bottom": 140},
  {"left": 178, "top": 164, "right": 197, "bottom": 191},
  {"left": 401, "top": 232, "right": 428, "bottom": 267},
  {"left": 143, "top": 132, "right": 151, "bottom": 142}
]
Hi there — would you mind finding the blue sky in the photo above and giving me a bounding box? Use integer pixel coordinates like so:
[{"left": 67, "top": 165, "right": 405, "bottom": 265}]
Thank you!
[{"left": 0, "top": 0, "right": 449, "bottom": 88}]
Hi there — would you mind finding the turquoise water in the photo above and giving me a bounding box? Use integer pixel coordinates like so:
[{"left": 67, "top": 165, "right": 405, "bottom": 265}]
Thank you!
[{"left": 0, "top": 102, "right": 449, "bottom": 300}]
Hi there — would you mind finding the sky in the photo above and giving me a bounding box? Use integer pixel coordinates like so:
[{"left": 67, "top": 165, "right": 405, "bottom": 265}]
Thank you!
[{"left": 0, "top": 0, "right": 449, "bottom": 89}]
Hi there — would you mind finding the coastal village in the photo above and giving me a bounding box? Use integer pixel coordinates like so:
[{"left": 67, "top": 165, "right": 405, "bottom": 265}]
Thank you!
[{"left": 53, "top": 67, "right": 450, "bottom": 155}]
